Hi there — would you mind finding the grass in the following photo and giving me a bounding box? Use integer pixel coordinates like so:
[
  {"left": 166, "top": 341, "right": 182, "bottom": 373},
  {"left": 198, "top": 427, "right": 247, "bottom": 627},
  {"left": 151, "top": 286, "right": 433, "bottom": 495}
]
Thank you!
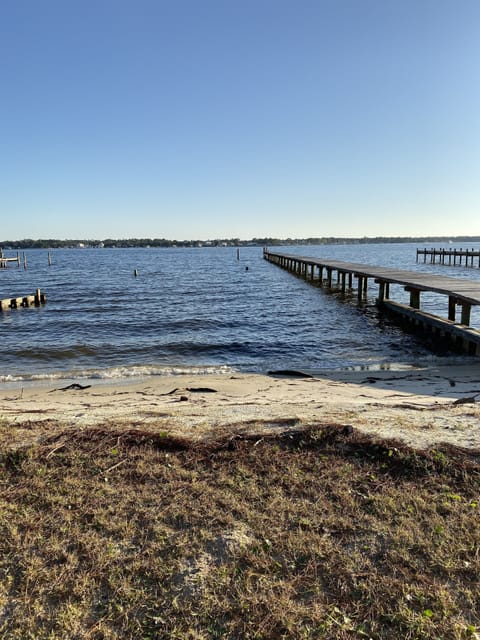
[{"left": 1, "top": 423, "right": 479, "bottom": 639}]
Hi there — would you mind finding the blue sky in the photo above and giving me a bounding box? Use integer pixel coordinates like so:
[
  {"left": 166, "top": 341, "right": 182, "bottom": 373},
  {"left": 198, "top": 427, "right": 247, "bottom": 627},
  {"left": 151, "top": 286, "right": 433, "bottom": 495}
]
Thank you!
[{"left": 1, "top": 0, "right": 479, "bottom": 240}]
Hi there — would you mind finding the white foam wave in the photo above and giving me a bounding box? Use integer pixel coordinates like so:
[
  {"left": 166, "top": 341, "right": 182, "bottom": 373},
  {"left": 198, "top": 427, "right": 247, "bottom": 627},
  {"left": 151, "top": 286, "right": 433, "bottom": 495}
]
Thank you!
[{"left": 0, "top": 364, "right": 236, "bottom": 384}]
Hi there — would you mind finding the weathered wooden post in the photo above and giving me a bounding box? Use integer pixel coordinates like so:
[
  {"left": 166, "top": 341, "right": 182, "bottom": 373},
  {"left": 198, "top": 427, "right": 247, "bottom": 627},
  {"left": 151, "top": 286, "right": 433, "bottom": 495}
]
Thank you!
[
  {"left": 461, "top": 303, "right": 471, "bottom": 326},
  {"left": 377, "top": 280, "right": 386, "bottom": 303},
  {"left": 318, "top": 265, "right": 323, "bottom": 285},
  {"left": 326, "top": 268, "right": 332, "bottom": 288},
  {"left": 48, "top": 251, "right": 52, "bottom": 266},
  {"left": 406, "top": 287, "right": 421, "bottom": 309},
  {"left": 448, "top": 297, "right": 456, "bottom": 321},
  {"left": 357, "top": 276, "right": 363, "bottom": 301}
]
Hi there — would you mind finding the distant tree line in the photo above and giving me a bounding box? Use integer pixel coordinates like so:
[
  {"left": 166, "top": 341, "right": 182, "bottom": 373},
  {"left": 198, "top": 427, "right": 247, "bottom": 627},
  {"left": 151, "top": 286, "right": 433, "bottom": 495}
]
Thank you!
[{"left": 1, "top": 236, "right": 480, "bottom": 250}]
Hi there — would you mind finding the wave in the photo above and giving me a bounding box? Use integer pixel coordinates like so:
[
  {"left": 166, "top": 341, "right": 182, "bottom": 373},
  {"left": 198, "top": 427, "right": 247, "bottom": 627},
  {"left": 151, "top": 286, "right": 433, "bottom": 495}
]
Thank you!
[{"left": 0, "top": 364, "right": 236, "bottom": 384}]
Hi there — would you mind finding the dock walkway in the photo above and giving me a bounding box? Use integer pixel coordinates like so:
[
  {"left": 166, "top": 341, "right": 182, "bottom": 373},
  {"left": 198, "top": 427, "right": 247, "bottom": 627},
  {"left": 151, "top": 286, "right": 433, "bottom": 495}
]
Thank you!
[{"left": 264, "top": 250, "right": 480, "bottom": 355}]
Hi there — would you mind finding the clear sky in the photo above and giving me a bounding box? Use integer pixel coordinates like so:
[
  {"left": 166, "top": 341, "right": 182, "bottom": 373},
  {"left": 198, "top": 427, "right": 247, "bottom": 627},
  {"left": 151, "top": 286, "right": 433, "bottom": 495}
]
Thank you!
[{"left": 1, "top": 0, "right": 479, "bottom": 240}]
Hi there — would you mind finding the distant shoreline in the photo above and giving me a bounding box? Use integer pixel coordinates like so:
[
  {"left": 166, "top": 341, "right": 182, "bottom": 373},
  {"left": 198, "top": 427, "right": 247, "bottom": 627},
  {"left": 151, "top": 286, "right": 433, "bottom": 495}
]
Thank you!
[{"left": 1, "top": 235, "right": 480, "bottom": 250}]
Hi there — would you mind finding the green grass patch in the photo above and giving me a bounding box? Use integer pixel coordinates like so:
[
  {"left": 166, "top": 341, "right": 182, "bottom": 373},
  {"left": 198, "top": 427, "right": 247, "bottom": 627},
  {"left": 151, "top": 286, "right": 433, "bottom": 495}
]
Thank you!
[{"left": 1, "top": 425, "right": 479, "bottom": 639}]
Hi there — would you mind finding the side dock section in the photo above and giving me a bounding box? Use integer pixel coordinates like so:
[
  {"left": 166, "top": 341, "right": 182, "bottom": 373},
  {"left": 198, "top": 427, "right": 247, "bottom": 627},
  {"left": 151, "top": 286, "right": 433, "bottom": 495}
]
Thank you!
[
  {"left": 0, "top": 289, "right": 47, "bottom": 311},
  {"left": 416, "top": 247, "right": 480, "bottom": 268},
  {"left": 263, "top": 250, "right": 480, "bottom": 355}
]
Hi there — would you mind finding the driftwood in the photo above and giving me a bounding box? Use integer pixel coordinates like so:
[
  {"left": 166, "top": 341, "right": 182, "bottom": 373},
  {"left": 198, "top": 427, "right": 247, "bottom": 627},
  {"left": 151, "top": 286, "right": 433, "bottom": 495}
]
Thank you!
[
  {"left": 159, "top": 387, "right": 217, "bottom": 396},
  {"left": 268, "top": 370, "right": 313, "bottom": 378},
  {"left": 53, "top": 383, "right": 92, "bottom": 392},
  {"left": 452, "top": 395, "right": 478, "bottom": 405}
]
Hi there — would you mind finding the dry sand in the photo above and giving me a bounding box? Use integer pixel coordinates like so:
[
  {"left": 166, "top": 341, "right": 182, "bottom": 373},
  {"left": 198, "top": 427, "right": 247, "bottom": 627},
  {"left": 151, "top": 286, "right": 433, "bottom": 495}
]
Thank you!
[{"left": 1, "top": 365, "right": 480, "bottom": 451}]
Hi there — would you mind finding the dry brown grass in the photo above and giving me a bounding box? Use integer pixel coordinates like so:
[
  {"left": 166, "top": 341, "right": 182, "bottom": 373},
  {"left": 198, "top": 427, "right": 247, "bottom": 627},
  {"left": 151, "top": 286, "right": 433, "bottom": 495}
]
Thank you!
[{"left": 1, "top": 424, "right": 479, "bottom": 639}]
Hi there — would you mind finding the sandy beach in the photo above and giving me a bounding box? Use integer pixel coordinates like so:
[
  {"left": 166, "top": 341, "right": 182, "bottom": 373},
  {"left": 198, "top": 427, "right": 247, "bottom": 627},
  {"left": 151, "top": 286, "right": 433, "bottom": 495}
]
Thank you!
[{"left": 1, "top": 364, "right": 480, "bottom": 451}]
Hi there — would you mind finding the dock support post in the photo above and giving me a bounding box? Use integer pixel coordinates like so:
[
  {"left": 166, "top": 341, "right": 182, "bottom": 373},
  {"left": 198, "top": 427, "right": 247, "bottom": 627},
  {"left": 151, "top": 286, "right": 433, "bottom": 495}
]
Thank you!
[
  {"left": 318, "top": 266, "right": 323, "bottom": 284},
  {"left": 377, "top": 281, "right": 386, "bottom": 303},
  {"left": 448, "top": 297, "right": 456, "bottom": 321},
  {"left": 357, "top": 276, "right": 363, "bottom": 301},
  {"left": 461, "top": 303, "right": 472, "bottom": 326},
  {"left": 326, "top": 268, "right": 332, "bottom": 288},
  {"left": 408, "top": 288, "right": 421, "bottom": 309},
  {"left": 340, "top": 272, "right": 346, "bottom": 293}
]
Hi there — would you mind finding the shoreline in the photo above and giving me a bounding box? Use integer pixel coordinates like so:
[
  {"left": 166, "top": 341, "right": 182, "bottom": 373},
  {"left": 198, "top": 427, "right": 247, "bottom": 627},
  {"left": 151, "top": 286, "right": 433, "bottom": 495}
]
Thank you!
[{"left": 2, "top": 363, "right": 480, "bottom": 451}]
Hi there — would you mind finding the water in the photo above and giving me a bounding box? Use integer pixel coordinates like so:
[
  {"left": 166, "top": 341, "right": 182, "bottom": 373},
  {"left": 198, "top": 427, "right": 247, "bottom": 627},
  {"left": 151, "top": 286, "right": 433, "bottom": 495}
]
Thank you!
[{"left": 1, "top": 242, "right": 480, "bottom": 383}]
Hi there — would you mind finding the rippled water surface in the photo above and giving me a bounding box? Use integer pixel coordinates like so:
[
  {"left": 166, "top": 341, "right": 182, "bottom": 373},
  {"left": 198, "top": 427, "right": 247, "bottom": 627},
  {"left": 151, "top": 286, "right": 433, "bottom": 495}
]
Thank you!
[{"left": 1, "top": 242, "right": 480, "bottom": 382}]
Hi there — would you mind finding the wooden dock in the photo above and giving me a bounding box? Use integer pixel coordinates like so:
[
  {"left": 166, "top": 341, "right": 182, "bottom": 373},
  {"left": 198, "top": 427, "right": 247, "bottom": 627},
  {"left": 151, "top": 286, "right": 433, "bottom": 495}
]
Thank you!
[
  {"left": 416, "top": 247, "right": 480, "bottom": 268},
  {"left": 0, "top": 254, "right": 20, "bottom": 268},
  {"left": 0, "top": 289, "right": 46, "bottom": 311},
  {"left": 264, "top": 250, "right": 480, "bottom": 355}
]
